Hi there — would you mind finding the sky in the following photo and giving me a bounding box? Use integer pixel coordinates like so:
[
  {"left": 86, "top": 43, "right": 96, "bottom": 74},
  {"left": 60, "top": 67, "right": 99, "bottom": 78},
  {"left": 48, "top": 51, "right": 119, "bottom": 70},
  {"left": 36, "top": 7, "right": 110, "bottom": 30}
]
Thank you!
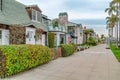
[{"left": 16, "top": 0, "right": 112, "bottom": 36}]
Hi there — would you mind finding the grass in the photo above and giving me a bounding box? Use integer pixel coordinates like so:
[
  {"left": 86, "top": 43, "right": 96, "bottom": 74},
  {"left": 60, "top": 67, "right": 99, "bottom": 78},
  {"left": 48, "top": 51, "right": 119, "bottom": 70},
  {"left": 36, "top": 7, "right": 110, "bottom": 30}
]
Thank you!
[{"left": 110, "top": 44, "right": 120, "bottom": 62}]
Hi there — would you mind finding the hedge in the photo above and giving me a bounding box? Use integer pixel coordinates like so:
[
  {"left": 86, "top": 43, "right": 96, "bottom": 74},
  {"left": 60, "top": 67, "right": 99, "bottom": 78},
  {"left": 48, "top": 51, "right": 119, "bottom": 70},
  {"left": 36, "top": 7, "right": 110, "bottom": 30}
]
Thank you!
[
  {"left": 60, "top": 44, "right": 75, "bottom": 57},
  {"left": 48, "top": 32, "right": 55, "bottom": 48},
  {"left": 0, "top": 45, "right": 51, "bottom": 78}
]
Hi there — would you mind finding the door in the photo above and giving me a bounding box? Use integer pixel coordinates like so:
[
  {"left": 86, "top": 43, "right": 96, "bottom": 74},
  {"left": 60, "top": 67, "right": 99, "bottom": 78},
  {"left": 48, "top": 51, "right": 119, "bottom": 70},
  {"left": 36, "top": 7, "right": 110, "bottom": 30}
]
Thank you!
[
  {"left": 0, "top": 29, "right": 9, "bottom": 45},
  {"left": 26, "top": 27, "right": 35, "bottom": 44},
  {"left": 3, "top": 30, "right": 9, "bottom": 45},
  {"left": 0, "top": 30, "right": 2, "bottom": 45}
]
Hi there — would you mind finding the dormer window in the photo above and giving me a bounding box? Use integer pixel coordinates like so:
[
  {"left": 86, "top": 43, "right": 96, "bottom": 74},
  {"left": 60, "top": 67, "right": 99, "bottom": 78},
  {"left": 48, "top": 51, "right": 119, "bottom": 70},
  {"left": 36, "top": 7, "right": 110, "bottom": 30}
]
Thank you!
[
  {"left": 0, "top": 0, "right": 2, "bottom": 11},
  {"left": 32, "top": 9, "right": 42, "bottom": 22}
]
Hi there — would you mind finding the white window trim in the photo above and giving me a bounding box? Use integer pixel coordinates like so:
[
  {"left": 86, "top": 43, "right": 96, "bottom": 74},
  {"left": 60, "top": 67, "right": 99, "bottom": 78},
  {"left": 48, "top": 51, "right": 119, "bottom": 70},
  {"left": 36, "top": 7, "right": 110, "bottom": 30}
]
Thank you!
[
  {"left": 32, "top": 9, "right": 41, "bottom": 23},
  {"left": 0, "top": 0, "right": 2, "bottom": 11}
]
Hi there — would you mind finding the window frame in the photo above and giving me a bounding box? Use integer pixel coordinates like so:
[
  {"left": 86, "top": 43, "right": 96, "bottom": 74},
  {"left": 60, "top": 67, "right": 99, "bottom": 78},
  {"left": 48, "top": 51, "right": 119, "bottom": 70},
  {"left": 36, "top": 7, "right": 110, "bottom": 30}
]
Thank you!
[
  {"left": 0, "top": 0, "right": 2, "bottom": 11},
  {"left": 0, "top": 30, "right": 2, "bottom": 39},
  {"left": 32, "top": 9, "right": 42, "bottom": 22}
]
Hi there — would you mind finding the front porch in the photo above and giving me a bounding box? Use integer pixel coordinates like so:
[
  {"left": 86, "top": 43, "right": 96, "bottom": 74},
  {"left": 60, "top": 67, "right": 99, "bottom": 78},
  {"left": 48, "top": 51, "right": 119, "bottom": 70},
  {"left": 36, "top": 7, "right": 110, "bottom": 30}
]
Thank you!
[{"left": 51, "top": 31, "right": 66, "bottom": 47}]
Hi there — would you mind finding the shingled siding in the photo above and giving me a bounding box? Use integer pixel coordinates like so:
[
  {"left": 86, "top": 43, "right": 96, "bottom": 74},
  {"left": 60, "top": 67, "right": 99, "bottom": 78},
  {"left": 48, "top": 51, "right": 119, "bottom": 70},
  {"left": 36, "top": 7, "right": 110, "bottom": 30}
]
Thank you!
[
  {"left": 0, "top": 24, "right": 9, "bottom": 29},
  {"left": 9, "top": 25, "right": 26, "bottom": 44}
]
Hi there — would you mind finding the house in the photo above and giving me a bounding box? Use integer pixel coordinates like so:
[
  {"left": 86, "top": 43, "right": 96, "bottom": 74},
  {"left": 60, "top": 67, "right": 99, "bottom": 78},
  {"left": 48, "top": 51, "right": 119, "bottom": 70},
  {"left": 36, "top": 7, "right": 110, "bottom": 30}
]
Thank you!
[
  {"left": 48, "top": 17, "right": 67, "bottom": 47},
  {"left": 56, "top": 12, "right": 84, "bottom": 45},
  {"left": 25, "top": 5, "right": 47, "bottom": 45},
  {"left": 83, "top": 27, "right": 97, "bottom": 44},
  {"left": 0, "top": 0, "right": 47, "bottom": 45},
  {"left": 67, "top": 22, "right": 83, "bottom": 44}
]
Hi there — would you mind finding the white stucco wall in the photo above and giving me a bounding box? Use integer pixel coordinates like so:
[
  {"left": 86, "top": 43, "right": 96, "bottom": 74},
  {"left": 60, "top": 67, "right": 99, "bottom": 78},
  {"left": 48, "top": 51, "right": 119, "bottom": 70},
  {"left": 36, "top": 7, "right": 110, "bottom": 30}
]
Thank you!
[
  {"left": 76, "top": 26, "right": 83, "bottom": 44},
  {"left": 42, "top": 34, "right": 45, "bottom": 45},
  {"left": 56, "top": 33, "right": 60, "bottom": 46}
]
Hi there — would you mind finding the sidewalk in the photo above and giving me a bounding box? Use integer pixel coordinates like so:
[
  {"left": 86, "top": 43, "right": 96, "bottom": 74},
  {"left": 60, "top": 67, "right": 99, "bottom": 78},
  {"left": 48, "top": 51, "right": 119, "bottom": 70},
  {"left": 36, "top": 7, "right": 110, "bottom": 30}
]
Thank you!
[{"left": 2, "top": 44, "right": 120, "bottom": 80}]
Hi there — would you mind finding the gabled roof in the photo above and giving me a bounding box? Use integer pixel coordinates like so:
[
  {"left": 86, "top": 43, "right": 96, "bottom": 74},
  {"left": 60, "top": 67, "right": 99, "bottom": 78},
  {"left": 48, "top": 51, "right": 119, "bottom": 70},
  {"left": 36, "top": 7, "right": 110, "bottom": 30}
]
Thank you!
[
  {"left": 68, "top": 22, "right": 83, "bottom": 28},
  {"left": 0, "top": 0, "right": 47, "bottom": 31},
  {"left": 26, "top": 5, "right": 42, "bottom": 12},
  {"left": 0, "top": 0, "right": 30, "bottom": 25},
  {"left": 68, "top": 22, "right": 77, "bottom": 26},
  {"left": 22, "top": 21, "right": 48, "bottom": 31}
]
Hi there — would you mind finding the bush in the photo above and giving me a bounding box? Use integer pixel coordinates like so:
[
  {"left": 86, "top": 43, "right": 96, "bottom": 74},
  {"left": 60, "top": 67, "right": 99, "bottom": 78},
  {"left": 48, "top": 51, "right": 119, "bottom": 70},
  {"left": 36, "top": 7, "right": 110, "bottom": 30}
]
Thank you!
[
  {"left": 48, "top": 32, "right": 55, "bottom": 48},
  {"left": 88, "top": 37, "right": 97, "bottom": 46},
  {"left": 0, "top": 45, "right": 51, "bottom": 77},
  {"left": 60, "top": 44, "right": 75, "bottom": 57}
]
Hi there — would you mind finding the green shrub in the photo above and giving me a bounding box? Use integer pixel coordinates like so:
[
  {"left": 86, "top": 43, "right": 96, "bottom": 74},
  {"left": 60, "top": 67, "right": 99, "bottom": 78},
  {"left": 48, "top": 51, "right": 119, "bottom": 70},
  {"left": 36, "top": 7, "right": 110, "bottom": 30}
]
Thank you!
[
  {"left": 60, "top": 44, "right": 75, "bottom": 57},
  {"left": 48, "top": 32, "right": 55, "bottom": 48},
  {"left": 0, "top": 45, "right": 51, "bottom": 77},
  {"left": 98, "top": 38, "right": 101, "bottom": 43},
  {"left": 88, "top": 37, "right": 97, "bottom": 46}
]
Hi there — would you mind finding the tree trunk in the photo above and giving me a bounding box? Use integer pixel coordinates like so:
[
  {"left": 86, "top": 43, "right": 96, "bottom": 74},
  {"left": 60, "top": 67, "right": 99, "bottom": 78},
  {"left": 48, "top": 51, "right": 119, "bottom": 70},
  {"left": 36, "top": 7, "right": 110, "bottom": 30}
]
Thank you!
[
  {"left": 116, "top": 3, "right": 119, "bottom": 48},
  {"left": 86, "top": 34, "right": 87, "bottom": 43},
  {"left": 118, "top": 2, "right": 120, "bottom": 46}
]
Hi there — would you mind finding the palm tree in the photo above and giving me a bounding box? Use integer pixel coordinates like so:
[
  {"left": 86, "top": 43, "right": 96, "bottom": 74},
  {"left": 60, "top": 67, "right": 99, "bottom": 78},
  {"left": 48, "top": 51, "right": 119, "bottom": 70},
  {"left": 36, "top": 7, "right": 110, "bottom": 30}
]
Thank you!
[
  {"left": 105, "top": 1, "right": 116, "bottom": 36},
  {"left": 112, "top": 0, "right": 120, "bottom": 48},
  {"left": 105, "top": 0, "right": 119, "bottom": 48},
  {"left": 105, "top": 1, "right": 116, "bottom": 15}
]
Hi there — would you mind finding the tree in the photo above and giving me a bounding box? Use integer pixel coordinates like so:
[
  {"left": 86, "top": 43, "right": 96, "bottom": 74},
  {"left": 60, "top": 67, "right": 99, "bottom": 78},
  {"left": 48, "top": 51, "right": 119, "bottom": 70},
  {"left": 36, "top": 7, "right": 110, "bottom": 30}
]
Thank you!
[
  {"left": 105, "top": 0, "right": 119, "bottom": 48},
  {"left": 113, "top": 0, "right": 120, "bottom": 48},
  {"left": 106, "top": 14, "right": 117, "bottom": 37},
  {"left": 52, "top": 19, "right": 58, "bottom": 28},
  {"left": 105, "top": 1, "right": 116, "bottom": 15},
  {"left": 101, "top": 34, "right": 105, "bottom": 41},
  {"left": 84, "top": 29, "right": 91, "bottom": 43},
  {"left": 105, "top": 1, "right": 116, "bottom": 37}
]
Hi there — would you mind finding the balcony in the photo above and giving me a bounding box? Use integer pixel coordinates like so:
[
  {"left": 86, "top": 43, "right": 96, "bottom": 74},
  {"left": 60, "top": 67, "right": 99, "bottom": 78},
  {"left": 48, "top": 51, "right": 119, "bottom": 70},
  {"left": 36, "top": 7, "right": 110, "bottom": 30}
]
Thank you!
[{"left": 48, "top": 25, "right": 66, "bottom": 32}]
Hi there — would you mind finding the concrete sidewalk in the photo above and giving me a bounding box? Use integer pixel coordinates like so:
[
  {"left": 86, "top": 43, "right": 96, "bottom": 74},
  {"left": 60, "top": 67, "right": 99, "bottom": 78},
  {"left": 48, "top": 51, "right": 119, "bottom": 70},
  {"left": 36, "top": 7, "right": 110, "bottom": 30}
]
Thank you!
[{"left": 2, "top": 44, "right": 120, "bottom": 80}]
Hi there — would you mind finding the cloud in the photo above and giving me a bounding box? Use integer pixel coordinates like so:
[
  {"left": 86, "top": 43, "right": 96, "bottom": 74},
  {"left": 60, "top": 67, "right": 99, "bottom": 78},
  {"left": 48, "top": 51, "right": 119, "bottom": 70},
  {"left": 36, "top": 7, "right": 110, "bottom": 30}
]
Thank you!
[
  {"left": 16, "top": 0, "right": 110, "bottom": 35},
  {"left": 17, "top": 0, "right": 110, "bottom": 20},
  {"left": 83, "top": 25, "right": 108, "bottom": 36}
]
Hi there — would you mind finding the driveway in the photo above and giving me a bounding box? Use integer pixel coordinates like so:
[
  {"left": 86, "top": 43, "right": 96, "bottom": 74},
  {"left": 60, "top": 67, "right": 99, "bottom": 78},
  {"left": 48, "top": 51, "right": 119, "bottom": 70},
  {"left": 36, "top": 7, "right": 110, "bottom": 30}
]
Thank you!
[{"left": 3, "top": 44, "right": 120, "bottom": 80}]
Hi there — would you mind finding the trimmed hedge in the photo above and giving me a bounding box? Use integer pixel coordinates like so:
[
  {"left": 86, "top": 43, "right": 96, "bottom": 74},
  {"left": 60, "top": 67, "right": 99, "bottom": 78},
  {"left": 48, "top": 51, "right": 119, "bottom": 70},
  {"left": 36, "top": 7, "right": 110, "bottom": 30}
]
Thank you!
[
  {"left": 48, "top": 32, "right": 55, "bottom": 48},
  {"left": 0, "top": 45, "right": 51, "bottom": 77},
  {"left": 60, "top": 44, "right": 75, "bottom": 57}
]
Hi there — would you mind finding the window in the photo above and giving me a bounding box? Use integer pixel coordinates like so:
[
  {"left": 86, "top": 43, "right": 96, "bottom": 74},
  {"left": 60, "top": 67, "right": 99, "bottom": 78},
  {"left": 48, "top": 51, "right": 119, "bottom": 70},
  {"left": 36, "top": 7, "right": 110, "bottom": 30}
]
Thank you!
[
  {"left": 0, "top": 30, "right": 2, "bottom": 45},
  {"left": 80, "top": 33, "right": 82, "bottom": 37},
  {"left": 26, "top": 31, "right": 33, "bottom": 39},
  {"left": 32, "top": 10, "right": 36, "bottom": 21},
  {"left": 0, "top": 0, "right": 2, "bottom": 11},
  {"left": 0, "top": 30, "right": 2, "bottom": 39},
  {"left": 37, "top": 11, "right": 42, "bottom": 22},
  {"left": 32, "top": 9, "right": 42, "bottom": 22}
]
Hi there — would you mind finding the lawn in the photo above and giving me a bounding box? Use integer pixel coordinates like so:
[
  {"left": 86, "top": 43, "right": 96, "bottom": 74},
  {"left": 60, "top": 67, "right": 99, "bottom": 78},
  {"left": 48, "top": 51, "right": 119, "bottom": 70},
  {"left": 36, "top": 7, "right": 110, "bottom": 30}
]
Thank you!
[{"left": 110, "top": 44, "right": 120, "bottom": 62}]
